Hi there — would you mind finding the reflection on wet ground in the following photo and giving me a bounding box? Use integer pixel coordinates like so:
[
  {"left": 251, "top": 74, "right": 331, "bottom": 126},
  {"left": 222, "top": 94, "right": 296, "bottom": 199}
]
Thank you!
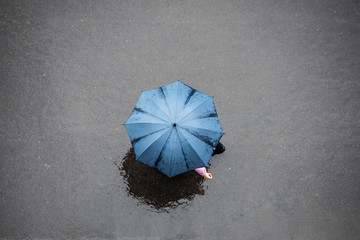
[{"left": 115, "top": 148, "right": 207, "bottom": 212}]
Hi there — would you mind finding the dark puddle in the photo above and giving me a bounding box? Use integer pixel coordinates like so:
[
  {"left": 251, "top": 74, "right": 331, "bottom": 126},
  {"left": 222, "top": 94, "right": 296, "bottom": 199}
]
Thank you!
[{"left": 115, "top": 148, "right": 207, "bottom": 212}]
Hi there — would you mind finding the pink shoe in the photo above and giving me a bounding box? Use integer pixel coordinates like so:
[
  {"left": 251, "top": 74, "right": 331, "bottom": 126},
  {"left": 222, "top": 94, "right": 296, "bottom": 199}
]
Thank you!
[{"left": 195, "top": 167, "right": 212, "bottom": 180}]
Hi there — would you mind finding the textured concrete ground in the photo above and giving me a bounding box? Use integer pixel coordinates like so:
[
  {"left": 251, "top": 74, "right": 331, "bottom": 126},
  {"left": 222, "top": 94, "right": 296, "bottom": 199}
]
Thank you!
[{"left": 1, "top": 0, "right": 360, "bottom": 239}]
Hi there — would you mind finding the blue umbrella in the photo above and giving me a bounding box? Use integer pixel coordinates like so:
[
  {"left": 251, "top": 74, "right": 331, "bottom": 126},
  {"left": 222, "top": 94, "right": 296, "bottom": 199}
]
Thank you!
[{"left": 125, "top": 81, "right": 224, "bottom": 177}]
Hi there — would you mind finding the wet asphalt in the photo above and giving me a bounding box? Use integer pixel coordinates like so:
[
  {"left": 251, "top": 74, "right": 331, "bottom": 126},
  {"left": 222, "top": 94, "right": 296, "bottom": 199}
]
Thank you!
[{"left": 1, "top": 0, "right": 360, "bottom": 239}]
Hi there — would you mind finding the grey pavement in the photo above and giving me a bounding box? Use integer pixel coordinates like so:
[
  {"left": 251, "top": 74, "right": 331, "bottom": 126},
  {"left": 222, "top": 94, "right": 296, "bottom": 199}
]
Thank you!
[{"left": 1, "top": 0, "right": 360, "bottom": 239}]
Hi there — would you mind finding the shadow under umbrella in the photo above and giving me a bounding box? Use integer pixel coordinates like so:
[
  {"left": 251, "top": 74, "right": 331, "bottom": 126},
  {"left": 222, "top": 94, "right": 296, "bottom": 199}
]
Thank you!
[{"left": 116, "top": 148, "right": 207, "bottom": 211}]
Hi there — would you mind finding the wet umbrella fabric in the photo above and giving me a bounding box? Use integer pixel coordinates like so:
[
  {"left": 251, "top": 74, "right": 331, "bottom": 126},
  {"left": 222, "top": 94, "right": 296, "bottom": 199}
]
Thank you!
[{"left": 125, "top": 81, "right": 224, "bottom": 177}]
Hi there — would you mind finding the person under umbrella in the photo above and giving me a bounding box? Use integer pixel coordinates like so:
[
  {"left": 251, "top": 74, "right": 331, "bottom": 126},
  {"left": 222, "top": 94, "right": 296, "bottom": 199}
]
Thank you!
[{"left": 195, "top": 142, "right": 225, "bottom": 179}]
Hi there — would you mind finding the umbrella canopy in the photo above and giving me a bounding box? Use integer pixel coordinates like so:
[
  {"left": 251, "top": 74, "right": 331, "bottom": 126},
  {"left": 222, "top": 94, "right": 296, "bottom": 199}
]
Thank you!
[{"left": 124, "top": 81, "right": 224, "bottom": 177}]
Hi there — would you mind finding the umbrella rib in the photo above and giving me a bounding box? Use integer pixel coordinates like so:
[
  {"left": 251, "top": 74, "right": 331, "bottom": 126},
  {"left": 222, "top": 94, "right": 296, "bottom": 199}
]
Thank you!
[
  {"left": 176, "top": 89, "right": 196, "bottom": 121},
  {"left": 131, "top": 126, "right": 170, "bottom": 145},
  {"left": 177, "top": 128, "right": 206, "bottom": 167},
  {"left": 175, "top": 127, "right": 190, "bottom": 170},
  {"left": 178, "top": 126, "right": 215, "bottom": 148},
  {"left": 184, "top": 89, "right": 196, "bottom": 108},
  {"left": 175, "top": 82, "right": 179, "bottom": 123},
  {"left": 159, "top": 87, "right": 174, "bottom": 122},
  {"left": 136, "top": 127, "right": 172, "bottom": 163},
  {"left": 154, "top": 128, "right": 174, "bottom": 167},
  {"left": 178, "top": 113, "right": 218, "bottom": 124},
  {"left": 177, "top": 98, "right": 212, "bottom": 123},
  {"left": 133, "top": 107, "right": 170, "bottom": 124},
  {"left": 125, "top": 122, "right": 169, "bottom": 126},
  {"left": 180, "top": 125, "right": 224, "bottom": 135}
]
